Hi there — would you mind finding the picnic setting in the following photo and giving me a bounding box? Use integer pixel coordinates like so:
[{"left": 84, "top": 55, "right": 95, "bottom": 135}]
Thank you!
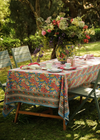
[{"left": 1, "top": 1, "right": 100, "bottom": 140}]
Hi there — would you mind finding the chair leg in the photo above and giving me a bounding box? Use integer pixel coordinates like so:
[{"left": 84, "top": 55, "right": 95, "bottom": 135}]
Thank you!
[
  {"left": 94, "top": 94, "right": 100, "bottom": 120},
  {"left": 70, "top": 91, "right": 93, "bottom": 121},
  {"left": 14, "top": 102, "right": 21, "bottom": 123}
]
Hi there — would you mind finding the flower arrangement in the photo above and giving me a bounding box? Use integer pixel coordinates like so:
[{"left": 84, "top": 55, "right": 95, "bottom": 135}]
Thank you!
[{"left": 34, "top": 12, "right": 95, "bottom": 61}]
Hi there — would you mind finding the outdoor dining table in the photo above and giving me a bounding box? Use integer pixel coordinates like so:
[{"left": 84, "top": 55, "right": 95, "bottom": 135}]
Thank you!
[{"left": 2, "top": 56, "right": 100, "bottom": 130}]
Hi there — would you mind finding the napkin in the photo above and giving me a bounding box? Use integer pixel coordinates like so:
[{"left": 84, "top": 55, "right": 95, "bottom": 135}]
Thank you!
[
  {"left": 20, "top": 62, "right": 40, "bottom": 70},
  {"left": 20, "top": 65, "right": 29, "bottom": 70},
  {"left": 80, "top": 54, "right": 94, "bottom": 60},
  {"left": 28, "top": 62, "right": 40, "bottom": 66}
]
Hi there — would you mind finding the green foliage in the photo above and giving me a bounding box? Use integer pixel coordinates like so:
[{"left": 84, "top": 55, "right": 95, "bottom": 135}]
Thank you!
[
  {"left": 90, "top": 28, "right": 100, "bottom": 42},
  {"left": 9, "top": 0, "right": 62, "bottom": 40},
  {"left": 0, "top": 0, "right": 10, "bottom": 25},
  {"left": 23, "top": 32, "right": 43, "bottom": 53},
  {"left": 0, "top": 37, "right": 21, "bottom": 55}
]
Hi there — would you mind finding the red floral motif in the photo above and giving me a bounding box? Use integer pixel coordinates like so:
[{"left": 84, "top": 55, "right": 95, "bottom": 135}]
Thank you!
[
  {"left": 19, "top": 71, "right": 29, "bottom": 79},
  {"left": 30, "top": 77, "right": 39, "bottom": 87},
  {"left": 20, "top": 81, "right": 30, "bottom": 90},
  {"left": 51, "top": 82, "right": 59, "bottom": 92},
  {"left": 40, "top": 74, "right": 49, "bottom": 83},
  {"left": 41, "top": 85, "right": 48, "bottom": 93}
]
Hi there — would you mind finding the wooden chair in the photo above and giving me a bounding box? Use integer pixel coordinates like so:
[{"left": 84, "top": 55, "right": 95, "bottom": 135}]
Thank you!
[
  {"left": 0, "top": 50, "right": 13, "bottom": 102},
  {"left": 68, "top": 69, "right": 100, "bottom": 121},
  {"left": 11, "top": 46, "right": 32, "bottom": 68},
  {"left": 91, "top": 80, "right": 100, "bottom": 86}
]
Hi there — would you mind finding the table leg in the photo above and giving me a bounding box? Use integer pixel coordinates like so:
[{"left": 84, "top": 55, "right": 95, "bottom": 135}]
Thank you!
[
  {"left": 63, "top": 119, "right": 66, "bottom": 131},
  {"left": 80, "top": 96, "right": 82, "bottom": 104},
  {"left": 49, "top": 107, "right": 53, "bottom": 115},
  {"left": 14, "top": 102, "right": 21, "bottom": 123}
]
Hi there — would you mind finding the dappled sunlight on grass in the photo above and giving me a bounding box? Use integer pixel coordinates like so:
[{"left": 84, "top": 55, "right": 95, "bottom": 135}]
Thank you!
[{"left": 77, "top": 41, "right": 100, "bottom": 57}]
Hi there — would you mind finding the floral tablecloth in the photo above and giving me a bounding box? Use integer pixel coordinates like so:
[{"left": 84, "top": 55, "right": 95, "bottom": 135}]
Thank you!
[{"left": 2, "top": 57, "right": 100, "bottom": 124}]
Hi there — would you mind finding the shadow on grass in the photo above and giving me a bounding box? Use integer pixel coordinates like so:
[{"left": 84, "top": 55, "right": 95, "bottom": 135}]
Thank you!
[{"left": 1, "top": 98, "right": 100, "bottom": 140}]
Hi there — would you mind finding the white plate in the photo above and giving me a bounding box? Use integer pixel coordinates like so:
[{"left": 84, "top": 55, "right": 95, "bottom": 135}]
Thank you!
[
  {"left": 64, "top": 67, "right": 72, "bottom": 69},
  {"left": 63, "top": 67, "right": 76, "bottom": 70},
  {"left": 47, "top": 68, "right": 62, "bottom": 73},
  {"left": 41, "top": 67, "right": 47, "bottom": 70}
]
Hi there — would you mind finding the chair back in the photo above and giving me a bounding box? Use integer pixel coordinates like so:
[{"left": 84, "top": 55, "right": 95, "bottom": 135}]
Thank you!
[
  {"left": 0, "top": 50, "right": 12, "bottom": 102},
  {"left": 93, "top": 69, "right": 100, "bottom": 91},
  {"left": 0, "top": 50, "right": 12, "bottom": 69},
  {"left": 11, "top": 46, "right": 32, "bottom": 67}
]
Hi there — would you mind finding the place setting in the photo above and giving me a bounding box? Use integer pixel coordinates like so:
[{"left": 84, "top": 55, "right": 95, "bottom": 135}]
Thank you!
[
  {"left": 41, "top": 62, "right": 63, "bottom": 73},
  {"left": 19, "top": 62, "right": 41, "bottom": 70},
  {"left": 58, "top": 62, "right": 76, "bottom": 70}
]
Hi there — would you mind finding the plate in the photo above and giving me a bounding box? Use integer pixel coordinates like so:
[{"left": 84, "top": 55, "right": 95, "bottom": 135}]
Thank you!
[
  {"left": 63, "top": 67, "right": 76, "bottom": 70},
  {"left": 47, "top": 68, "right": 62, "bottom": 73},
  {"left": 41, "top": 67, "right": 47, "bottom": 70}
]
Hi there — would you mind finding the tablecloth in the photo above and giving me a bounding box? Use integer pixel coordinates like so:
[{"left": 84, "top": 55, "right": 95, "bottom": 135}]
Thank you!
[{"left": 2, "top": 57, "right": 100, "bottom": 124}]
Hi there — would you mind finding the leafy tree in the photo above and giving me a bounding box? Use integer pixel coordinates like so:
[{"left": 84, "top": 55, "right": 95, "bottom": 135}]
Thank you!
[
  {"left": 61, "top": 0, "right": 100, "bottom": 27},
  {"left": 9, "top": 0, "right": 62, "bottom": 40}
]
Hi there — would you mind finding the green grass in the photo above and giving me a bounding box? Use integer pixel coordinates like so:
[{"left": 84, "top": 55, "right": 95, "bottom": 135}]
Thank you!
[{"left": 0, "top": 41, "right": 100, "bottom": 140}]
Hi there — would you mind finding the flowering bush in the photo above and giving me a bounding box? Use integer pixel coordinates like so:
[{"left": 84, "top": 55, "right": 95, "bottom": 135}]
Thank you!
[{"left": 34, "top": 12, "right": 95, "bottom": 61}]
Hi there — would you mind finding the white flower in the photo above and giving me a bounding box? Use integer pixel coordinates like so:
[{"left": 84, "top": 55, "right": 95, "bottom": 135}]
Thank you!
[
  {"left": 49, "top": 23, "right": 54, "bottom": 30},
  {"left": 79, "top": 21, "right": 85, "bottom": 27},
  {"left": 45, "top": 16, "right": 51, "bottom": 23},
  {"left": 72, "top": 18, "right": 79, "bottom": 26},
  {"left": 56, "top": 16, "right": 60, "bottom": 21},
  {"left": 59, "top": 21, "right": 67, "bottom": 30}
]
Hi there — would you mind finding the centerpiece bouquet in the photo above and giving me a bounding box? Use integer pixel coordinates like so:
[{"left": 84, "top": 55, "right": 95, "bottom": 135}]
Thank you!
[{"left": 34, "top": 12, "right": 95, "bottom": 62}]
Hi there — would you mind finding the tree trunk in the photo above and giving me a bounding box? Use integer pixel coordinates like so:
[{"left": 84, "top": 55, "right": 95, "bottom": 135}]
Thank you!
[{"left": 50, "top": 43, "right": 57, "bottom": 59}]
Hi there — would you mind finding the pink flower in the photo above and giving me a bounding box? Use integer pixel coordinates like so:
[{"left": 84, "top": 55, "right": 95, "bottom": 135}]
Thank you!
[
  {"left": 60, "top": 17, "right": 64, "bottom": 20},
  {"left": 42, "top": 30, "right": 46, "bottom": 36},
  {"left": 47, "top": 29, "right": 51, "bottom": 33}
]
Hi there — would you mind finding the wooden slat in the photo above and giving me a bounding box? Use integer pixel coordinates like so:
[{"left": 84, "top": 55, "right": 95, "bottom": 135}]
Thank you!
[
  {"left": 0, "top": 50, "right": 10, "bottom": 59},
  {"left": 0, "top": 61, "right": 11, "bottom": 68},
  {"left": 14, "top": 103, "right": 66, "bottom": 131},
  {"left": 12, "top": 46, "right": 32, "bottom": 67},
  {"left": 14, "top": 53, "right": 32, "bottom": 63},
  {"left": 0, "top": 50, "right": 12, "bottom": 68},
  {"left": 12, "top": 46, "right": 30, "bottom": 55}
]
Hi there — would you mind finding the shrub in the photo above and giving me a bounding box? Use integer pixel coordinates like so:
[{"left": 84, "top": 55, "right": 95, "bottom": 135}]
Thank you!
[
  {"left": 90, "top": 28, "right": 100, "bottom": 42},
  {"left": 23, "top": 33, "right": 42, "bottom": 53},
  {"left": 0, "top": 37, "right": 21, "bottom": 55}
]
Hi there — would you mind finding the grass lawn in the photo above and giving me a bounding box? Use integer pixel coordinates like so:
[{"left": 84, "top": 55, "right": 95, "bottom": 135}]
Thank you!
[{"left": 0, "top": 41, "right": 100, "bottom": 140}]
